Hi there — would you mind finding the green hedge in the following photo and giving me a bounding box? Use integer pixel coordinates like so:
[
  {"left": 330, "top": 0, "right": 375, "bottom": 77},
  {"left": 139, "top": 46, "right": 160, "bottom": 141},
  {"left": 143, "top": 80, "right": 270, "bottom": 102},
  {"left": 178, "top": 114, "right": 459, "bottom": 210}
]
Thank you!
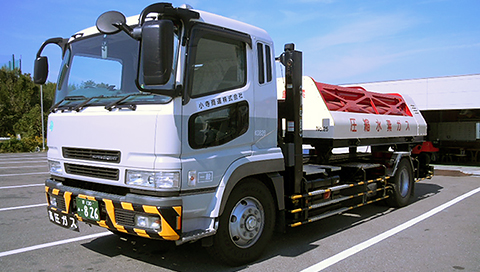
[{"left": 0, "top": 136, "right": 44, "bottom": 153}]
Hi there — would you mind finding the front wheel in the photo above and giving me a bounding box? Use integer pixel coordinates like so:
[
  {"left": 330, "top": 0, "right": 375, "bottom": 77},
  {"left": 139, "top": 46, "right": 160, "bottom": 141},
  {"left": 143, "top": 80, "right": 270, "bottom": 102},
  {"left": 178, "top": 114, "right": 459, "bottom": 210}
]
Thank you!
[
  {"left": 207, "top": 179, "right": 275, "bottom": 266},
  {"left": 387, "top": 158, "right": 414, "bottom": 207}
]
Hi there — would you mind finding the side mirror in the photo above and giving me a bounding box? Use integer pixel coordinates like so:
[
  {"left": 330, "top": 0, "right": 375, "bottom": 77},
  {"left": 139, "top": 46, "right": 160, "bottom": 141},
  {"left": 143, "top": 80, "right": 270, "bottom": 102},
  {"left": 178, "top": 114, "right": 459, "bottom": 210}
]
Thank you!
[
  {"left": 34, "top": 56, "right": 48, "bottom": 85},
  {"left": 141, "top": 20, "right": 174, "bottom": 86},
  {"left": 33, "top": 37, "right": 68, "bottom": 85}
]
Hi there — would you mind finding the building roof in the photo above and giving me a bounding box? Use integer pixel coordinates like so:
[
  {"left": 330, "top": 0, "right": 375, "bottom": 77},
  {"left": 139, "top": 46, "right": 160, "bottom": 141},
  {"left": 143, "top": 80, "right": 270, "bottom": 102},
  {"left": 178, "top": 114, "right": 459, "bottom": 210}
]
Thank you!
[{"left": 342, "top": 74, "right": 480, "bottom": 111}]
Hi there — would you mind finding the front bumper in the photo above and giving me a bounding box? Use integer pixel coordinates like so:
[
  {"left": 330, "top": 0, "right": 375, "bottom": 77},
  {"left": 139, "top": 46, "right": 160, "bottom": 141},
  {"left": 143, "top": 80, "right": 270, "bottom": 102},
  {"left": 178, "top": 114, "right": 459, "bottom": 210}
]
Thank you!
[{"left": 45, "top": 178, "right": 182, "bottom": 241}]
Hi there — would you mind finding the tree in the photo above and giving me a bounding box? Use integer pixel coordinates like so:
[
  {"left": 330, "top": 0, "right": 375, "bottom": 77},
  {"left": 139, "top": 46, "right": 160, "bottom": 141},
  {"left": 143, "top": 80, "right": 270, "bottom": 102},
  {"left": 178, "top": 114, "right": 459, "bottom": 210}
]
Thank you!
[
  {"left": 42, "top": 82, "right": 56, "bottom": 111},
  {"left": 0, "top": 68, "right": 37, "bottom": 136},
  {"left": 0, "top": 67, "right": 55, "bottom": 139},
  {"left": 13, "top": 104, "right": 42, "bottom": 138}
]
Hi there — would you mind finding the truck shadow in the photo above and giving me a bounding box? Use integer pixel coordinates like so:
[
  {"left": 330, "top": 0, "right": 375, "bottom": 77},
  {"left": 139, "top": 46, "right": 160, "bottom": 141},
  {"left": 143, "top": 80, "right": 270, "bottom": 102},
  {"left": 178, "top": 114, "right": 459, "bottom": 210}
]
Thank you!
[
  {"left": 81, "top": 182, "right": 443, "bottom": 271},
  {"left": 258, "top": 182, "right": 443, "bottom": 260}
]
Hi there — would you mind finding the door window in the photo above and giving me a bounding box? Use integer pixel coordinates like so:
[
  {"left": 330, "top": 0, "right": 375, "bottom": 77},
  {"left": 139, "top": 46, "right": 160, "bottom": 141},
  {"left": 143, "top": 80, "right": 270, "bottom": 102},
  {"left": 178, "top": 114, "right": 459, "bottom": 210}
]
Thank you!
[
  {"left": 189, "top": 31, "right": 247, "bottom": 97},
  {"left": 189, "top": 101, "right": 249, "bottom": 149}
]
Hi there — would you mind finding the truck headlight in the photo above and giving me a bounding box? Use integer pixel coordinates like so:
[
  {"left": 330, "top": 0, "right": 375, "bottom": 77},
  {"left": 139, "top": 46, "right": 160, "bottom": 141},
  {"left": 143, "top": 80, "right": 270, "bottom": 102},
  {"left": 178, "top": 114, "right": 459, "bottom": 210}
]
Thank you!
[
  {"left": 126, "top": 170, "right": 180, "bottom": 189},
  {"left": 48, "top": 160, "right": 62, "bottom": 175}
]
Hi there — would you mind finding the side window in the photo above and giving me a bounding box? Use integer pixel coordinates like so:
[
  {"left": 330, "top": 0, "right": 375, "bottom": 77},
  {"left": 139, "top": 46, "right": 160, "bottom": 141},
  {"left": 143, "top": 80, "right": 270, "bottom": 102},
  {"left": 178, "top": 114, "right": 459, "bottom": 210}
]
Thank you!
[
  {"left": 189, "top": 101, "right": 249, "bottom": 149},
  {"left": 265, "top": 45, "right": 272, "bottom": 82},
  {"left": 190, "top": 34, "right": 246, "bottom": 97},
  {"left": 257, "top": 43, "right": 273, "bottom": 84},
  {"left": 257, "top": 43, "right": 265, "bottom": 84}
]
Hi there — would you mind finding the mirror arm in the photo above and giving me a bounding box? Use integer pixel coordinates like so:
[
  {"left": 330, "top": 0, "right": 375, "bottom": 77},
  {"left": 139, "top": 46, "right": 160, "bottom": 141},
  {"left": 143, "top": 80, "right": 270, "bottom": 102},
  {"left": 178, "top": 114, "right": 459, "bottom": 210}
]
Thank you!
[
  {"left": 134, "top": 78, "right": 180, "bottom": 97},
  {"left": 112, "top": 22, "right": 142, "bottom": 40},
  {"left": 139, "top": 3, "right": 174, "bottom": 26},
  {"left": 34, "top": 37, "right": 69, "bottom": 85},
  {"left": 138, "top": 3, "right": 199, "bottom": 27},
  {"left": 36, "top": 37, "right": 69, "bottom": 58}
]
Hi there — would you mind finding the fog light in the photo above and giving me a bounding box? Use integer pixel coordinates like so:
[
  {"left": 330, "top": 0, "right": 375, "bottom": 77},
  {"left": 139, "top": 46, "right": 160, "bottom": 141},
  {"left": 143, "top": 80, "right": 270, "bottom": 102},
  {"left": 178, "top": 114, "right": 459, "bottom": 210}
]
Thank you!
[
  {"left": 50, "top": 195, "right": 57, "bottom": 207},
  {"left": 135, "top": 214, "right": 161, "bottom": 230}
]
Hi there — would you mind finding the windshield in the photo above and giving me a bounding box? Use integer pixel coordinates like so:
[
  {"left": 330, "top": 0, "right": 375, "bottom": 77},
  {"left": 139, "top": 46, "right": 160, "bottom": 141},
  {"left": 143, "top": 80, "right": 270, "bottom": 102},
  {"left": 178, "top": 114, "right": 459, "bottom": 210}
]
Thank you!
[{"left": 54, "top": 28, "right": 179, "bottom": 109}]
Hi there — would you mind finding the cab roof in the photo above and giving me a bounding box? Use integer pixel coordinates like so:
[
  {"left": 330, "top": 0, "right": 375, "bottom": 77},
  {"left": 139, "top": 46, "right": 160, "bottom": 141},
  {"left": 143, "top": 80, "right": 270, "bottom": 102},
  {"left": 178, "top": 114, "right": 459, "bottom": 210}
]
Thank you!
[{"left": 70, "top": 5, "right": 272, "bottom": 45}]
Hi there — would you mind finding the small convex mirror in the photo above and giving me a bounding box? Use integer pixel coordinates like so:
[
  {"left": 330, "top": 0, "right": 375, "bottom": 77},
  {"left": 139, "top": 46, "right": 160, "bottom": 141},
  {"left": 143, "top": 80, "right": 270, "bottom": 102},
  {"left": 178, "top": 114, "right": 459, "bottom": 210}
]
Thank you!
[{"left": 96, "top": 11, "right": 126, "bottom": 34}]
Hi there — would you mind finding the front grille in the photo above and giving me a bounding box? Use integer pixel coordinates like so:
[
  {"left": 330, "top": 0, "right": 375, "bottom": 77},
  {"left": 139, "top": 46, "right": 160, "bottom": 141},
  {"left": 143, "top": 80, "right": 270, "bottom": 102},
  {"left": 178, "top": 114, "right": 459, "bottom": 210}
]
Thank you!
[
  {"left": 61, "top": 178, "right": 130, "bottom": 196},
  {"left": 115, "top": 209, "right": 135, "bottom": 226},
  {"left": 63, "top": 147, "right": 121, "bottom": 163},
  {"left": 64, "top": 163, "right": 119, "bottom": 181},
  {"left": 52, "top": 195, "right": 66, "bottom": 211}
]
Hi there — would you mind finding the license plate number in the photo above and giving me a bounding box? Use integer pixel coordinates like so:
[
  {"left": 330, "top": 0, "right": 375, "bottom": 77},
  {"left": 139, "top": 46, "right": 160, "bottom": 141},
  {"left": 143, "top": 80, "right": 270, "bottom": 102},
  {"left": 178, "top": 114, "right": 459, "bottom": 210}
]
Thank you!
[
  {"left": 47, "top": 207, "right": 79, "bottom": 231},
  {"left": 76, "top": 197, "right": 100, "bottom": 221}
]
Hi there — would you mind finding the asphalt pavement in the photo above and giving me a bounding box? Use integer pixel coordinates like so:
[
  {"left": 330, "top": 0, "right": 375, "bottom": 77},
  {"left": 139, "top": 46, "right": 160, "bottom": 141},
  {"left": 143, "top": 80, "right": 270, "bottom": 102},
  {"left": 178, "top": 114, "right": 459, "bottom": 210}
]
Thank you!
[{"left": 0, "top": 152, "right": 479, "bottom": 271}]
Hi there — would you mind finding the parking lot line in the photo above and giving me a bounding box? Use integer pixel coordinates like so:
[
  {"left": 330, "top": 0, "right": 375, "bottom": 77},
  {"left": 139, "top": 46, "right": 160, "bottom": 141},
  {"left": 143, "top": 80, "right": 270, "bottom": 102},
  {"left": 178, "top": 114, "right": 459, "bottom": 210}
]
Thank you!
[
  {"left": 0, "top": 172, "right": 49, "bottom": 177},
  {"left": 0, "top": 232, "right": 111, "bottom": 258},
  {"left": 0, "top": 158, "right": 47, "bottom": 162},
  {"left": 0, "top": 160, "right": 47, "bottom": 164},
  {"left": 301, "top": 186, "right": 480, "bottom": 272},
  {"left": 0, "top": 165, "right": 47, "bottom": 169},
  {"left": 0, "top": 184, "right": 44, "bottom": 190},
  {"left": 0, "top": 203, "right": 47, "bottom": 212}
]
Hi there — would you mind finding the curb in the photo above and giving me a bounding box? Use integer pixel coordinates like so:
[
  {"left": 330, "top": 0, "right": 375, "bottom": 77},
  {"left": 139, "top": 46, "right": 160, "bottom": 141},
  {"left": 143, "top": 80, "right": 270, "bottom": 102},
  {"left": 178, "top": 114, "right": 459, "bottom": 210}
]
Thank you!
[{"left": 433, "top": 165, "right": 480, "bottom": 177}]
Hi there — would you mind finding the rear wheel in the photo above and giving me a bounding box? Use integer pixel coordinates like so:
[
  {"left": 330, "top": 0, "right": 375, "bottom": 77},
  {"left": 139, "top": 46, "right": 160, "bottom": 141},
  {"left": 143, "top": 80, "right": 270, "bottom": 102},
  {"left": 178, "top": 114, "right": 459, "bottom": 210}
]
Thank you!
[
  {"left": 207, "top": 179, "right": 275, "bottom": 266},
  {"left": 387, "top": 158, "right": 414, "bottom": 207}
]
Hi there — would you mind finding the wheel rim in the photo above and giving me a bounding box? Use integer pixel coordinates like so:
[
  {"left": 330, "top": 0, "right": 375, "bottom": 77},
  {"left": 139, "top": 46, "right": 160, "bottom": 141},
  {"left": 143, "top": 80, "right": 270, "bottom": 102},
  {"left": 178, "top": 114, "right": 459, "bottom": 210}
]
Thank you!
[
  {"left": 398, "top": 168, "right": 410, "bottom": 197},
  {"left": 228, "top": 196, "right": 265, "bottom": 248}
]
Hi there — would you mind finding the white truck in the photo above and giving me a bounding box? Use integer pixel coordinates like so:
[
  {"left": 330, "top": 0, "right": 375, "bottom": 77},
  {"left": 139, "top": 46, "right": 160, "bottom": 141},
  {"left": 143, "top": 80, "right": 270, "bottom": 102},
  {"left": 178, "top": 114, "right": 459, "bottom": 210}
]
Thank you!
[{"left": 34, "top": 3, "right": 435, "bottom": 265}]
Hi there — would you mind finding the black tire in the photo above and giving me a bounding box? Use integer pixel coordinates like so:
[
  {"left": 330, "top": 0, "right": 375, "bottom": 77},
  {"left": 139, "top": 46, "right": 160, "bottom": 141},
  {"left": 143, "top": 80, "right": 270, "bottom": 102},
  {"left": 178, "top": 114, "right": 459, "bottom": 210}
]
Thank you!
[
  {"left": 207, "top": 179, "right": 275, "bottom": 266},
  {"left": 387, "top": 158, "right": 414, "bottom": 208},
  {"left": 419, "top": 152, "right": 431, "bottom": 166}
]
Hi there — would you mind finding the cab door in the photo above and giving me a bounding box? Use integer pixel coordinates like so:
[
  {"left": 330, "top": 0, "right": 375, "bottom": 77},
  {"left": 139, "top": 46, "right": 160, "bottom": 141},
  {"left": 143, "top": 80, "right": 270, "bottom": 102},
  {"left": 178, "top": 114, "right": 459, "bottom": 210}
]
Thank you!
[{"left": 180, "top": 24, "right": 254, "bottom": 192}]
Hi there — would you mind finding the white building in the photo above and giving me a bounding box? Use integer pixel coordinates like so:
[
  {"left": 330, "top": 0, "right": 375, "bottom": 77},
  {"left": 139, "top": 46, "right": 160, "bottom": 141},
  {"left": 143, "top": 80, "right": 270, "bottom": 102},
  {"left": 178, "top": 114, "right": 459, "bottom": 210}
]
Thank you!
[
  {"left": 343, "top": 74, "right": 480, "bottom": 111},
  {"left": 343, "top": 74, "right": 480, "bottom": 164}
]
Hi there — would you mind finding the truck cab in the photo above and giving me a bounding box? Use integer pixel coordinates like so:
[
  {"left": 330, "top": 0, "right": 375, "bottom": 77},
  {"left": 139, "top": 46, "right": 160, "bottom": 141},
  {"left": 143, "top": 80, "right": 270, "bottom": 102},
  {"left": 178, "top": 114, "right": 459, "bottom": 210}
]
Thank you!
[{"left": 37, "top": 2, "right": 283, "bottom": 247}]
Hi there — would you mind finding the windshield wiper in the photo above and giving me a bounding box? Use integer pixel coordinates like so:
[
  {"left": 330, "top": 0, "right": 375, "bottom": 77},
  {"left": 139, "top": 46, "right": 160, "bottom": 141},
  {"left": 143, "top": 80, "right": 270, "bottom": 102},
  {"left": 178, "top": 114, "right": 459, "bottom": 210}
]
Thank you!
[
  {"left": 72, "top": 96, "right": 104, "bottom": 112},
  {"left": 104, "top": 94, "right": 139, "bottom": 111},
  {"left": 50, "top": 96, "right": 87, "bottom": 113}
]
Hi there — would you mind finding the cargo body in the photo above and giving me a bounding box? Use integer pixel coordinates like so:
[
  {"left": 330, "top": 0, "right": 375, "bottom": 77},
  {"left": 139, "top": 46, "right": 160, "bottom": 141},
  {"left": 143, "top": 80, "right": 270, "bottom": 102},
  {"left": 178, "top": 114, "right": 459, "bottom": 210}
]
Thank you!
[
  {"left": 35, "top": 3, "right": 434, "bottom": 266},
  {"left": 278, "top": 76, "right": 427, "bottom": 145}
]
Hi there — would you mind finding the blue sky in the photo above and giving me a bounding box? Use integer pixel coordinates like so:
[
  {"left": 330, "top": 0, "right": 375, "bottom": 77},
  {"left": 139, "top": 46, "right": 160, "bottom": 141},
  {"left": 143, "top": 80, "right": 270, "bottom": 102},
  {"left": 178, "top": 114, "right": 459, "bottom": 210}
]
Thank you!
[{"left": 0, "top": 0, "right": 479, "bottom": 85}]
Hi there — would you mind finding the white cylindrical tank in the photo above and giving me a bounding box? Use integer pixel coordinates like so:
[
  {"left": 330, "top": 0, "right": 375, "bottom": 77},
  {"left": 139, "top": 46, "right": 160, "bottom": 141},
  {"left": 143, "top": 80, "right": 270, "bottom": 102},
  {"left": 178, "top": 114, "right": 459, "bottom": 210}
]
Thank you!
[{"left": 277, "top": 76, "right": 427, "bottom": 142}]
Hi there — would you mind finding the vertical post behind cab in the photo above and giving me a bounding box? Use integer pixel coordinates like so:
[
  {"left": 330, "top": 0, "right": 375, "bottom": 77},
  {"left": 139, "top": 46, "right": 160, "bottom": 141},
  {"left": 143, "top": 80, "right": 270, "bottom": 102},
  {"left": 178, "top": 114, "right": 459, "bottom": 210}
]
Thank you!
[{"left": 280, "top": 44, "right": 303, "bottom": 196}]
